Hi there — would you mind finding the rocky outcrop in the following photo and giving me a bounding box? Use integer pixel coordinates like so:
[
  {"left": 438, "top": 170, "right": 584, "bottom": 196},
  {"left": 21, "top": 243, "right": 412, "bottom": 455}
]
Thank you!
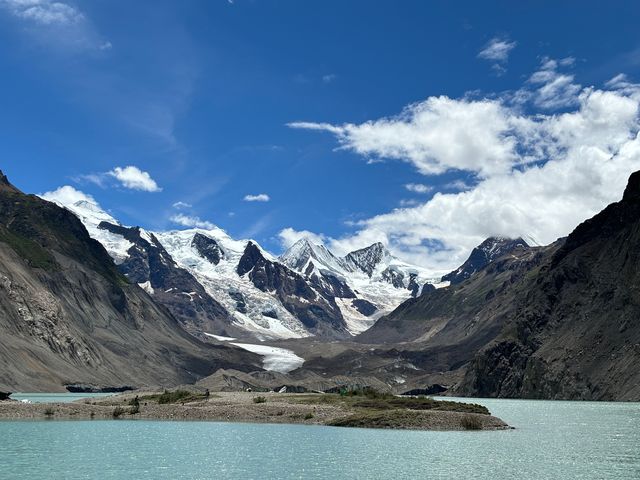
[
  {"left": 345, "top": 242, "right": 388, "bottom": 277},
  {"left": 442, "top": 237, "right": 529, "bottom": 285},
  {"left": 98, "top": 222, "right": 232, "bottom": 335},
  {"left": 237, "top": 242, "right": 348, "bottom": 336},
  {"left": 191, "top": 233, "right": 223, "bottom": 265}
]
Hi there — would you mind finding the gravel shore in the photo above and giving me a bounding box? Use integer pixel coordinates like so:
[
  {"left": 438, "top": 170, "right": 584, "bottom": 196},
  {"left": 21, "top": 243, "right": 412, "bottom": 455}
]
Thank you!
[{"left": 0, "top": 392, "right": 510, "bottom": 431}]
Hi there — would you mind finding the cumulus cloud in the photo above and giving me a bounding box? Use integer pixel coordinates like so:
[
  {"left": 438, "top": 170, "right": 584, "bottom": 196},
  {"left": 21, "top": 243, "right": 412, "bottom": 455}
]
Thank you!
[
  {"left": 40, "top": 185, "right": 96, "bottom": 205},
  {"left": 290, "top": 96, "right": 523, "bottom": 178},
  {"left": 108, "top": 166, "right": 162, "bottom": 192},
  {"left": 286, "top": 63, "right": 640, "bottom": 275},
  {"left": 243, "top": 193, "right": 270, "bottom": 202},
  {"left": 478, "top": 37, "right": 517, "bottom": 75},
  {"left": 169, "top": 214, "right": 215, "bottom": 230},
  {"left": 405, "top": 183, "right": 432, "bottom": 194}
]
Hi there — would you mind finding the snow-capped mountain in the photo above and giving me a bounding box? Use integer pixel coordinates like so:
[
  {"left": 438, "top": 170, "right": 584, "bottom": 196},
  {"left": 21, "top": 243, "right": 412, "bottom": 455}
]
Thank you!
[
  {"left": 279, "top": 239, "right": 437, "bottom": 333},
  {"left": 42, "top": 191, "right": 439, "bottom": 339},
  {"left": 441, "top": 236, "right": 530, "bottom": 285}
]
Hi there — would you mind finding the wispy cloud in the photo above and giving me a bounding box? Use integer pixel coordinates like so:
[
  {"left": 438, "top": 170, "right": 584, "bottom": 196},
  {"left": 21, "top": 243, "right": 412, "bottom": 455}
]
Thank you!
[
  {"left": 404, "top": 183, "right": 432, "bottom": 194},
  {"left": 525, "top": 57, "right": 581, "bottom": 109},
  {"left": 243, "top": 193, "right": 270, "bottom": 202},
  {"left": 478, "top": 37, "right": 517, "bottom": 75},
  {"left": 172, "top": 201, "right": 192, "bottom": 209},
  {"left": 322, "top": 73, "right": 337, "bottom": 84},
  {"left": 1, "top": 0, "right": 83, "bottom": 25},
  {"left": 0, "top": 0, "right": 110, "bottom": 52}
]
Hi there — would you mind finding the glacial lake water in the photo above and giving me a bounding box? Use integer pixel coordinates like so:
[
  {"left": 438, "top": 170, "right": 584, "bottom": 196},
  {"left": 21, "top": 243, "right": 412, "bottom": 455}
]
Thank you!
[{"left": 1, "top": 397, "right": 639, "bottom": 479}]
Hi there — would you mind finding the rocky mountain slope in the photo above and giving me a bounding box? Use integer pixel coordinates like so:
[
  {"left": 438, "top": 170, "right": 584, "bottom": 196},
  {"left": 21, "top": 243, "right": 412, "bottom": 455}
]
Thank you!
[
  {"left": 44, "top": 191, "right": 437, "bottom": 340},
  {"left": 0, "top": 172, "right": 261, "bottom": 392},
  {"left": 441, "top": 237, "right": 529, "bottom": 285},
  {"left": 316, "top": 171, "right": 640, "bottom": 400},
  {"left": 457, "top": 171, "right": 640, "bottom": 400}
]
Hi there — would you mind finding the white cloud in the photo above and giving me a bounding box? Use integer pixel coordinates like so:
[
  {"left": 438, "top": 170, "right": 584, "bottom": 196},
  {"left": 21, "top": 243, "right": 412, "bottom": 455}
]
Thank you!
[
  {"left": 527, "top": 57, "right": 582, "bottom": 109},
  {"left": 108, "top": 166, "right": 162, "bottom": 192},
  {"left": 404, "top": 183, "right": 432, "bottom": 194},
  {"left": 286, "top": 65, "right": 640, "bottom": 275},
  {"left": 322, "top": 74, "right": 337, "bottom": 84},
  {"left": 1, "top": 0, "right": 84, "bottom": 25},
  {"left": 40, "top": 185, "right": 96, "bottom": 205},
  {"left": 278, "top": 227, "right": 328, "bottom": 249},
  {"left": 0, "top": 0, "right": 110, "bottom": 52},
  {"left": 243, "top": 193, "right": 270, "bottom": 202},
  {"left": 290, "top": 96, "right": 522, "bottom": 178},
  {"left": 478, "top": 37, "right": 516, "bottom": 75},
  {"left": 172, "top": 201, "right": 192, "bottom": 209},
  {"left": 169, "top": 214, "right": 215, "bottom": 230},
  {"left": 478, "top": 38, "right": 517, "bottom": 62}
]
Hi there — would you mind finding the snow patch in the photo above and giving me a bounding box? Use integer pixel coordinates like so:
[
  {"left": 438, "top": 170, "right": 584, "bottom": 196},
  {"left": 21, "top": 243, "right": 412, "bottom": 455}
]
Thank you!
[{"left": 138, "top": 281, "right": 154, "bottom": 295}]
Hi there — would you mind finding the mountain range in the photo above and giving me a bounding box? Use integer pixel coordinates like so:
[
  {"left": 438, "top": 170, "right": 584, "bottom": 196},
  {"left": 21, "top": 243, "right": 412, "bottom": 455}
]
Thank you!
[
  {"left": 42, "top": 190, "right": 438, "bottom": 340},
  {"left": 1, "top": 168, "right": 639, "bottom": 401}
]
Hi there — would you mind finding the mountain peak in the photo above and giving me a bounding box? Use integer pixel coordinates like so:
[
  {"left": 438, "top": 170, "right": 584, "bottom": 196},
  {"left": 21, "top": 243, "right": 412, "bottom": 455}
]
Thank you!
[
  {"left": 344, "top": 242, "right": 391, "bottom": 277},
  {"left": 280, "top": 237, "right": 347, "bottom": 273},
  {"left": 622, "top": 170, "right": 640, "bottom": 202},
  {"left": 442, "top": 236, "right": 529, "bottom": 285},
  {"left": 0, "top": 171, "right": 19, "bottom": 193}
]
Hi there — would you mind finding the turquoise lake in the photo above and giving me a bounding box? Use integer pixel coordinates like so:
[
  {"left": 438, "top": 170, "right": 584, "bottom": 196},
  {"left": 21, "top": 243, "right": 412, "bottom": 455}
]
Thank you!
[{"left": 1, "top": 397, "right": 639, "bottom": 479}]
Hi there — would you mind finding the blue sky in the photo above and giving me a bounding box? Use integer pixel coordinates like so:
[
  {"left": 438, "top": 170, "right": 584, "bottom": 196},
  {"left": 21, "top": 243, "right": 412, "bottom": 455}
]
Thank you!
[{"left": 2, "top": 1, "right": 640, "bottom": 272}]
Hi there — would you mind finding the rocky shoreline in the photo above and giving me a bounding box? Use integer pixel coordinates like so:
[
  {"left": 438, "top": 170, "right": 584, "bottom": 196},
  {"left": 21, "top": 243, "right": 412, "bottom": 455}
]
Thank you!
[{"left": 0, "top": 391, "right": 510, "bottom": 431}]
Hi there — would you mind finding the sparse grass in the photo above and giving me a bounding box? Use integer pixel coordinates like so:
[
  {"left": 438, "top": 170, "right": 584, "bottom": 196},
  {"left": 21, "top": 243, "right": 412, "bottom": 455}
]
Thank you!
[
  {"left": 252, "top": 396, "right": 267, "bottom": 404},
  {"left": 138, "top": 390, "right": 205, "bottom": 405},
  {"left": 303, "top": 412, "right": 314, "bottom": 420},
  {"left": 129, "top": 404, "right": 140, "bottom": 415},
  {"left": 329, "top": 410, "right": 418, "bottom": 429},
  {"left": 460, "top": 414, "right": 483, "bottom": 430},
  {"left": 0, "top": 228, "right": 57, "bottom": 270},
  {"left": 295, "top": 392, "right": 489, "bottom": 415},
  {"left": 43, "top": 407, "right": 55, "bottom": 417}
]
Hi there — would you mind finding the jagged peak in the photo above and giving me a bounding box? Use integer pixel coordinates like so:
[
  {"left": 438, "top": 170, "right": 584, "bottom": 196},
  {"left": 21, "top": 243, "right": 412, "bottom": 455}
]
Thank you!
[
  {"left": 442, "top": 236, "right": 529, "bottom": 284},
  {"left": 622, "top": 170, "right": 640, "bottom": 202},
  {"left": 343, "top": 242, "right": 391, "bottom": 277},
  {"left": 0, "top": 170, "right": 20, "bottom": 193}
]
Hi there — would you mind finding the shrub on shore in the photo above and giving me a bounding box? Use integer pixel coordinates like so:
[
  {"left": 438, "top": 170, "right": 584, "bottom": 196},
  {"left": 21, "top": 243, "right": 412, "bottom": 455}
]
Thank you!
[
  {"left": 253, "top": 396, "right": 267, "bottom": 404},
  {"left": 112, "top": 407, "right": 126, "bottom": 418},
  {"left": 43, "top": 407, "right": 55, "bottom": 417}
]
